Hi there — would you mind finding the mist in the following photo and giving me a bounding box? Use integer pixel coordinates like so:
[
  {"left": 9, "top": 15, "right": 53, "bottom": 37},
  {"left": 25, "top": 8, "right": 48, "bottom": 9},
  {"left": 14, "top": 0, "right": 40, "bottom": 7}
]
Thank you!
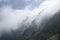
[{"left": 0, "top": 0, "right": 60, "bottom": 38}]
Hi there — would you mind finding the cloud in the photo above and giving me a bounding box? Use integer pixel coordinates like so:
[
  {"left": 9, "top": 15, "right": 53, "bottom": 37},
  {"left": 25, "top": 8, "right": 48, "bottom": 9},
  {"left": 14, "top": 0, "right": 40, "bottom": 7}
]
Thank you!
[
  {"left": 0, "top": 0, "right": 60, "bottom": 37},
  {"left": 25, "top": 0, "right": 45, "bottom": 9},
  {"left": 0, "top": 0, "right": 44, "bottom": 9},
  {"left": 34, "top": 0, "right": 60, "bottom": 26},
  {"left": 0, "top": 4, "right": 41, "bottom": 36}
]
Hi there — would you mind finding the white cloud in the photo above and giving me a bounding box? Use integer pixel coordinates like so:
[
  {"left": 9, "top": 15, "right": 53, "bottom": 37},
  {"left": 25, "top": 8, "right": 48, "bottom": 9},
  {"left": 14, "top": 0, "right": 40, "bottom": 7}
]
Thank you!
[
  {"left": 0, "top": 5, "right": 41, "bottom": 36},
  {"left": 0, "top": 0, "right": 60, "bottom": 36},
  {"left": 34, "top": 0, "right": 60, "bottom": 26}
]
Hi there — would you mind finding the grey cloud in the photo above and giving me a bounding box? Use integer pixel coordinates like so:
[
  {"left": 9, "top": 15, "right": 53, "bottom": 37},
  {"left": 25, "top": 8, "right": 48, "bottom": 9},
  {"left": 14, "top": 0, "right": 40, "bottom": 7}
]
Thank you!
[{"left": 0, "top": 0, "right": 44, "bottom": 9}]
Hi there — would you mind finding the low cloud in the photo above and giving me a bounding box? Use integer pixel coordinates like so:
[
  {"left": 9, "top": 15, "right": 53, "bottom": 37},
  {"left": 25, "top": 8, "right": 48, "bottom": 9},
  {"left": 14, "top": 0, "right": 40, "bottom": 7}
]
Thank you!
[
  {"left": 0, "top": 0, "right": 60, "bottom": 37},
  {"left": 0, "top": 5, "right": 41, "bottom": 35}
]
